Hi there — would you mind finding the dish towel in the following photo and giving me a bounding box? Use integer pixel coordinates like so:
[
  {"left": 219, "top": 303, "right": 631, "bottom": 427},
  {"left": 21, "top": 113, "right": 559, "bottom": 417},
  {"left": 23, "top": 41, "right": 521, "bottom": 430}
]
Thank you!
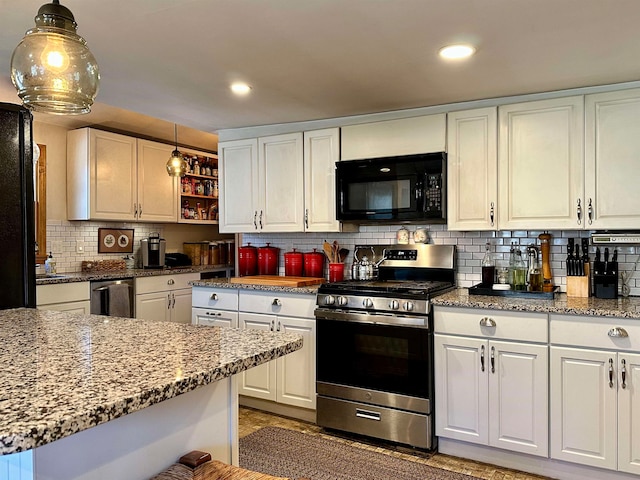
[{"left": 108, "top": 283, "right": 131, "bottom": 317}]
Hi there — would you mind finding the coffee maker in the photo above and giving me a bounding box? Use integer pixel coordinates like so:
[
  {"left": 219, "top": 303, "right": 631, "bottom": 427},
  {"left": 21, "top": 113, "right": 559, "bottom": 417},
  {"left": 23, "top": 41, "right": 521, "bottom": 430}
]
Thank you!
[{"left": 141, "top": 233, "right": 166, "bottom": 268}]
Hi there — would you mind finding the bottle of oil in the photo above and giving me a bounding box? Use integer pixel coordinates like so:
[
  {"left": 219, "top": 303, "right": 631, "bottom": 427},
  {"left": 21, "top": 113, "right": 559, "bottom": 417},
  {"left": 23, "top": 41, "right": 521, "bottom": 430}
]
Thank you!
[
  {"left": 481, "top": 242, "right": 495, "bottom": 286},
  {"left": 527, "top": 245, "right": 543, "bottom": 292},
  {"left": 512, "top": 248, "right": 527, "bottom": 291}
]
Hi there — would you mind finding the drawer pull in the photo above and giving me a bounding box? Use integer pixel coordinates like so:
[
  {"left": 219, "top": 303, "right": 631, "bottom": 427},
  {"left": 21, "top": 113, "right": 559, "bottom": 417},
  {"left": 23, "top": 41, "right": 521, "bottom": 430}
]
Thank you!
[
  {"left": 622, "top": 359, "right": 627, "bottom": 389},
  {"left": 355, "top": 408, "right": 381, "bottom": 421},
  {"left": 480, "top": 345, "right": 485, "bottom": 372},
  {"left": 272, "top": 298, "right": 282, "bottom": 307},
  {"left": 167, "top": 279, "right": 175, "bottom": 285},
  {"left": 480, "top": 317, "right": 496, "bottom": 327},
  {"left": 608, "top": 327, "right": 629, "bottom": 338},
  {"left": 609, "top": 358, "right": 615, "bottom": 388},
  {"left": 210, "top": 293, "right": 218, "bottom": 301}
]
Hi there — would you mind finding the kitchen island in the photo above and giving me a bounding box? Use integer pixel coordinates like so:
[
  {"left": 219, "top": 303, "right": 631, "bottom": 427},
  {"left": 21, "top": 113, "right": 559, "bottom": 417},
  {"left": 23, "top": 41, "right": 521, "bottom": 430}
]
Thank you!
[{"left": 0, "top": 308, "right": 302, "bottom": 480}]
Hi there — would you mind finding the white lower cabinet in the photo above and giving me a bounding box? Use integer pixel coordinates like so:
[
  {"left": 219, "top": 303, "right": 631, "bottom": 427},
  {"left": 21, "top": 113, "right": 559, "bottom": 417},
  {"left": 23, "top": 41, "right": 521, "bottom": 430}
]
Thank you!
[
  {"left": 237, "top": 291, "right": 316, "bottom": 410},
  {"left": 135, "top": 273, "right": 199, "bottom": 323},
  {"left": 191, "top": 287, "right": 239, "bottom": 328},
  {"left": 550, "top": 314, "right": 640, "bottom": 474},
  {"left": 434, "top": 307, "right": 548, "bottom": 457},
  {"left": 36, "top": 282, "right": 91, "bottom": 314}
]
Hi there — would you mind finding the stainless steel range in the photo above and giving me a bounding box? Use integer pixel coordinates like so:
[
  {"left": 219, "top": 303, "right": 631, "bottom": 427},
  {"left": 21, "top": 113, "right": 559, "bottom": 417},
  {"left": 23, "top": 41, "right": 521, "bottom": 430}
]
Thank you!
[{"left": 315, "top": 243, "right": 455, "bottom": 450}]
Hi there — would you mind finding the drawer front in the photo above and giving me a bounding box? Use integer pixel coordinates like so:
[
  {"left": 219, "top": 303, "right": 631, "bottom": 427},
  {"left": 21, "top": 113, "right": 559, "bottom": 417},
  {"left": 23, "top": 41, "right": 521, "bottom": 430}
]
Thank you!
[
  {"left": 192, "top": 307, "right": 239, "bottom": 328},
  {"left": 136, "top": 273, "right": 200, "bottom": 294},
  {"left": 192, "top": 287, "right": 238, "bottom": 310},
  {"left": 434, "top": 306, "right": 548, "bottom": 343},
  {"left": 239, "top": 290, "right": 315, "bottom": 318},
  {"left": 550, "top": 314, "right": 640, "bottom": 351},
  {"left": 37, "top": 282, "right": 90, "bottom": 306}
]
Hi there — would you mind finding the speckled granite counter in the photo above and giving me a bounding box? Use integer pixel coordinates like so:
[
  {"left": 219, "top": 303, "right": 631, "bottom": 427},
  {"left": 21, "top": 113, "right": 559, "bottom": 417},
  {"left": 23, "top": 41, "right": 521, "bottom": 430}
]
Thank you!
[
  {"left": 433, "top": 288, "right": 640, "bottom": 319},
  {"left": 35, "top": 265, "right": 231, "bottom": 285},
  {"left": 191, "top": 278, "right": 321, "bottom": 295},
  {"left": 0, "top": 308, "right": 302, "bottom": 455}
]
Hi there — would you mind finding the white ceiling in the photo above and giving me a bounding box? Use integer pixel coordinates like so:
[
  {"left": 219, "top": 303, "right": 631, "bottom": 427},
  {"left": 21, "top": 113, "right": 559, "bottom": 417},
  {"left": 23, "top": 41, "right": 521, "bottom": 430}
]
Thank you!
[{"left": 1, "top": 0, "right": 640, "bottom": 149}]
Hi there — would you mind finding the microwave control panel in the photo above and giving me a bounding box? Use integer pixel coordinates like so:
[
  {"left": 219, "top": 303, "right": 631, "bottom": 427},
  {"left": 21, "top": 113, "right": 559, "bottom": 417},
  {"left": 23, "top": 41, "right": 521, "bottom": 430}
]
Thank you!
[{"left": 425, "top": 174, "right": 442, "bottom": 213}]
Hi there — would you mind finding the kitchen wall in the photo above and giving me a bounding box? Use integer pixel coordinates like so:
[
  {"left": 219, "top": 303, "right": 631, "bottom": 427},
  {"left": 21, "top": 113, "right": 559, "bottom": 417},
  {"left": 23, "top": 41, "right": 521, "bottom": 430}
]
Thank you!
[
  {"left": 243, "top": 226, "right": 640, "bottom": 296},
  {"left": 32, "top": 121, "right": 229, "bottom": 273}
]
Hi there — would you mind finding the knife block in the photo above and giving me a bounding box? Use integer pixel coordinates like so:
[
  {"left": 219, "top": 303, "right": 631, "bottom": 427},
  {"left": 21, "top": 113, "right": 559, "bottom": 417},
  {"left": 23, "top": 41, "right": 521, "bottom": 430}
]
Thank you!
[
  {"left": 594, "top": 263, "right": 618, "bottom": 299},
  {"left": 566, "top": 264, "right": 590, "bottom": 298}
]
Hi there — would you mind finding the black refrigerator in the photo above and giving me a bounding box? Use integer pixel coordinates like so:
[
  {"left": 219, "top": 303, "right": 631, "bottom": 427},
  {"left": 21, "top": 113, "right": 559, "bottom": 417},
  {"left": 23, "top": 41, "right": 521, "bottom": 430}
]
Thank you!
[{"left": 0, "top": 103, "right": 36, "bottom": 308}]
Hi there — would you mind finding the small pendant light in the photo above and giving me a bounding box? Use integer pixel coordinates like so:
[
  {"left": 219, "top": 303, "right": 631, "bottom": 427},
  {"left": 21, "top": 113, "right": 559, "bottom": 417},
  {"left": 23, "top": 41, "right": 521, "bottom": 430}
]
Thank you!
[
  {"left": 11, "top": 0, "right": 100, "bottom": 115},
  {"left": 166, "top": 124, "right": 188, "bottom": 177}
]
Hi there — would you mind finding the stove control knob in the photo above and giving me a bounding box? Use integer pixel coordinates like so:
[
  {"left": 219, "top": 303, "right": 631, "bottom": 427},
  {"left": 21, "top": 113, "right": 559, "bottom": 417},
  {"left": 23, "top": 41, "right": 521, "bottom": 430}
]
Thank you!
[
  {"left": 403, "top": 301, "right": 415, "bottom": 312},
  {"left": 324, "top": 295, "right": 336, "bottom": 306},
  {"left": 363, "top": 298, "right": 374, "bottom": 308},
  {"left": 389, "top": 300, "right": 400, "bottom": 310},
  {"left": 337, "top": 296, "right": 348, "bottom": 306}
]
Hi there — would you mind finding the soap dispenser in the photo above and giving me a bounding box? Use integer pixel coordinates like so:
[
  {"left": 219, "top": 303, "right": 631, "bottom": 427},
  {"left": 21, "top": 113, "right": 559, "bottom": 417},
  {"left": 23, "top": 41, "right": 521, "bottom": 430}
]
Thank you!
[{"left": 44, "top": 252, "right": 56, "bottom": 275}]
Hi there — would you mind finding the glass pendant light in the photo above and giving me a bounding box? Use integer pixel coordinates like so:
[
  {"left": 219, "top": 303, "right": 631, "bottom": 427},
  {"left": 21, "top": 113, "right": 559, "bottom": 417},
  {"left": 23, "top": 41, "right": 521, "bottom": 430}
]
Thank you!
[
  {"left": 10, "top": 0, "right": 100, "bottom": 115},
  {"left": 166, "top": 124, "right": 188, "bottom": 177}
]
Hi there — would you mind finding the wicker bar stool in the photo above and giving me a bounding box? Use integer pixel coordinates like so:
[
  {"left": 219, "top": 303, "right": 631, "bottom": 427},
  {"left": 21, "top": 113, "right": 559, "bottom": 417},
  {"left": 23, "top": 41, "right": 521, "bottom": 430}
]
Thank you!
[{"left": 150, "top": 450, "right": 309, "bottom": 480}]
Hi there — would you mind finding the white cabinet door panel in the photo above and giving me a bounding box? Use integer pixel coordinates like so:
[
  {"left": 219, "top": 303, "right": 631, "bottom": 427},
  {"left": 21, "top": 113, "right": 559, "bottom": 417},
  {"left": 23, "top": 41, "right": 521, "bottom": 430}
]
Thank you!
[
  {"left": 276, "top": 316, "right": 316, "bottom": 409},
  {"left": 238, "top": 313, "right": 277, "bottom": 401},
  {"left": 585, "top": 89, "right": 640, "bottom": 229},
  {"left": 447, "top": 107, "right": 498, "bottom": 231},
  {"left": 136, "top": 292, "right": 170, "bottom": 322},
  {"left": 489, "top": 341, "right": 548, "bottom": 457},
  {"left": 218, "top": 139, "right": 259, "bottom": 233},
  {"left": 304, "top": 128, "right": 340, "bottom": 232},
  {"left": 137, "top": 140, "right": 178, "bottom": 222},
  {"left": 550, "top": 346, "right": 617, "bottom": 470},
  {"left": 435, "top": 335, "right": 488, "bottom": 445},
  {"left": 171, "top": 288, "right": 193, "bottom": 324},
  {"left": 618, "top": 352, "right": 640, "bottom": 475}
]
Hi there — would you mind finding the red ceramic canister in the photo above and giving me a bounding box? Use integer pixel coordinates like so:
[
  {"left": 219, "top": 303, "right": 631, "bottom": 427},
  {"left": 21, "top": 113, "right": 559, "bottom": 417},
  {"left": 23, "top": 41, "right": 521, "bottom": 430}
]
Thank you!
[
  {"left": 237, "top": 243, "right": 258, "bottom": 276},
  {"left": 284, "top": 248, "right": 304, "bottom": 276},
  {"left": 257, "top": 243, "right": 280, "bottom": 275},
  {"left": 303, "top": 248, "right": 325, "bottom": 278}
]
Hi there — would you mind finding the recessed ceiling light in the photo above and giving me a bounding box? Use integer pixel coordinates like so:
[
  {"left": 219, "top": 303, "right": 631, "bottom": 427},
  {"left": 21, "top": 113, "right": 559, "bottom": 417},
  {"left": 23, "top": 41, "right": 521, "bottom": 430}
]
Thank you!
[
  {"left": 231, "top": 82, "right": 252, "bottom": 95},
  {"left": 438, "top": 44, "right": 476, "bottom": 60}
]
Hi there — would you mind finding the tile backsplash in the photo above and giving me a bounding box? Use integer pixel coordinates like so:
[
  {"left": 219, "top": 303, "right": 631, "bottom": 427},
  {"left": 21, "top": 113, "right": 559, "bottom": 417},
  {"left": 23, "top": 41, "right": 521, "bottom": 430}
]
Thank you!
[{"left": 243, "top": 224, "right": 640, "bottom": 296}]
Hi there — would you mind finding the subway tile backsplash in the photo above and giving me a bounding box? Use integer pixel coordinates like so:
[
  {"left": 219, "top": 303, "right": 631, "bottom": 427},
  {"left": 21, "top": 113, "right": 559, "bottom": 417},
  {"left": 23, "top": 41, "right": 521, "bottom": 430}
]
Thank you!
[
  {"left": 47, "top": 220, "right": 640, "bottom": 297},
  {"left": 243, "top": 225, "right": 640, "bottom": 297}
]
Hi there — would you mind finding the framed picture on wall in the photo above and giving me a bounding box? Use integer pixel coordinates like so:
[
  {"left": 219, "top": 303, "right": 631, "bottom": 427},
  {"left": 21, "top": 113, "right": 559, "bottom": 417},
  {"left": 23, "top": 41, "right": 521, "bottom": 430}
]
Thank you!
[{"left": 98, "top": 228, "right": 134, "bottom": 254}]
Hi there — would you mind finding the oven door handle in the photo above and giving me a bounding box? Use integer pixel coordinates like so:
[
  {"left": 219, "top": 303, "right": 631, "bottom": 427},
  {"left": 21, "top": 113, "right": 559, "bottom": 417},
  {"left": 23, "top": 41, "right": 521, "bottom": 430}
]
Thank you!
[{"left": 314, "top": 308, "right": 428, "bottom": 328}]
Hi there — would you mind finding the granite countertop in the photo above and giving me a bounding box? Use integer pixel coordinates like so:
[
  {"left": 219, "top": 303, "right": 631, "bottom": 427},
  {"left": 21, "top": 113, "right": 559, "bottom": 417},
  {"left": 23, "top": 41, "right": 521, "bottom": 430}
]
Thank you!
[
  {"left": 191, "top": 278, "right": 321, "bottom": 295},
  {"left": 433, "top": 288, "right": 640, "bottom": 319},
  {"left": 36, "top": 265, "right": 231, "bottom": 285},
  {"left": 0, "top": 308, "right": 302, "bottom": 455}
]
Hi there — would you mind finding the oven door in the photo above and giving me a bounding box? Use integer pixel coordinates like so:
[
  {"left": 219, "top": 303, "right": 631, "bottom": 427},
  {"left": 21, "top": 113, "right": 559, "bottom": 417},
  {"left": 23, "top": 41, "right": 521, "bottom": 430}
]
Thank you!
[{"left": 316, "top": 312, "right": 433, "bottom": 402}]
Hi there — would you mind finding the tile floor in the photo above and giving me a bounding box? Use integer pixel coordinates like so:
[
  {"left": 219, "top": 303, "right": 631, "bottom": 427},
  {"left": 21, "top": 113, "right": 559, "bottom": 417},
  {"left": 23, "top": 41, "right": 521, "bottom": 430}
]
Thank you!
[{"left": 239, "top": 407, "right": 551, "bottom": 480}]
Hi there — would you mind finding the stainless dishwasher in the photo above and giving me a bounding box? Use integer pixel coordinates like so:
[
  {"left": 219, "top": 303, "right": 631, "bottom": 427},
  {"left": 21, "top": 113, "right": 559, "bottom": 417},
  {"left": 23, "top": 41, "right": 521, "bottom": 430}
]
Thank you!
[{"left": 90, "top": 278, "right": 135, "bottom": 317}]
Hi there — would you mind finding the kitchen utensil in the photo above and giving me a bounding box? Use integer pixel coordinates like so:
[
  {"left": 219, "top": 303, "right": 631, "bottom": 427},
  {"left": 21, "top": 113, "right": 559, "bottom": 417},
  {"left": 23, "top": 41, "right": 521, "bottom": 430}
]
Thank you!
[
  {"left": 323, "top": 241, "right": 334, "bottom": 263},
  {"left": 339, "top": 248, "right": 349, "bottom": 263},
  {"left": 257, "top": 243, "right": 279, "bottom": 275},
  {"left": 284, "top": 248, "right": 304, "bottom": 276},
  {"left": 538, "top": 233, "right": 554, "bottom": 292},
  {"left": 566, "top": 238, "right": 574, "bottom": 276}
]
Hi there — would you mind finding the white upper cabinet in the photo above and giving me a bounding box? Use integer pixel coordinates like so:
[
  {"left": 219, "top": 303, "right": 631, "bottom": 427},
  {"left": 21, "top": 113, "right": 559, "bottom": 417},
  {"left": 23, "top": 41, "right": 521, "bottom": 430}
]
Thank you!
[
  {"left": 341, "top": 114, "right": 446, "bottom": 160},
  {"left": 218, "top": 138, "right": 259, "bottom": 233},
  {"left": 303, "top": 128, "right": 340, "bottom": 232},
  {"left": 259, "top": 133, "right": 305, "bottom": 232},
  {"left": 67, "top": 128, "right": 177, "bottom": 222},
  {"left": 585, "top": 88, "right": 640, "bottom": 229},
  {"left": 498, "top": 96, "right": 584, "bottom": 230},
  {"left": 447, "top": 107, "right": 498, "bottom": 231}
]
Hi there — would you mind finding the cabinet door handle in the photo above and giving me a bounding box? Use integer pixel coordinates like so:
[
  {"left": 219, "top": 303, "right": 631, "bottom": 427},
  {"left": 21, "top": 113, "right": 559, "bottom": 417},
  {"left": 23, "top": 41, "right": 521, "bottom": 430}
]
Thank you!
[
  {"left": 305, "top": 208, "right": 309, "bottom": 229},
  {"left": 480, "top": 345, "right": 485, "bottom": 372},
  {"left": 134, "top": 203, "right": 138, "bottom": 218},
  {"left": 608, "top": 327, "right": 629, "bottom": 338},
  {"left": 576, "top": 199, "right": 582, "bottom": 225},
  {"left": 270, "top": 319, "right": 275, "bottom": 331},
  {"left": 587, "top": 198, "right": 593, "bottom": 225},
  {"left": 210, "top": 293, "right": 218, "bottom": 301},
  {"left": 276, "top": 320, "right": 281, "bottom": 332},
  {"left": 609, "top": 358, "right": 615, "bottom": 388},
  {"left": 490, "top": 345, "right": 495, "bottom": 374},
  {"left": 479, "top": 317, "right": 496, "bottom": 327},
  {"left": 138, "top": 203, "right": 142, "bottom": 218},
  {"left": 254, "top": 211, "right": 258, "bottom": 229},
  {"left": 259, "top": 210, "right": 263, "bottom": 229},
  {"left": 621, "top": 359, "right": 627, "bottom": 389},
  {"left": 490, "top": 202, "right": 495, "bottom": 227},
  {"left": 272, "top": 298, "right": 282, "bottom": 306},
  {"left": 167, "top": 293, "right": 172, "bottom": 309}
]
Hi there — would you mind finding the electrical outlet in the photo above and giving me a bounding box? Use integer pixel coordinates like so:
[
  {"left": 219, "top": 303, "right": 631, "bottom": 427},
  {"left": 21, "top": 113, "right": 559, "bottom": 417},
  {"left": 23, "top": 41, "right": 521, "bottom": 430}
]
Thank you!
[{"left": 76, "top": 240, "right": 84, "bottom": 254}]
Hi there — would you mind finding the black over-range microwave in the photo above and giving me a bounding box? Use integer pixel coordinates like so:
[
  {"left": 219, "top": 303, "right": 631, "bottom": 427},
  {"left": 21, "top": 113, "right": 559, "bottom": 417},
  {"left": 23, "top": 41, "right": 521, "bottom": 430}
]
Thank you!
[{"left": 335, "top": 152, "right": 446, "bottom": 223}]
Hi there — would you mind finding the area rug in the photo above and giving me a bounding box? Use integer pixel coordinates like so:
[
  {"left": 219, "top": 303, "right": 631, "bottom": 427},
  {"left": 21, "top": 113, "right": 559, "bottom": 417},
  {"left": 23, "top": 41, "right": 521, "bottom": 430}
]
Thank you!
[{"left": 239, "top": 427, "right": 480, "bottom": 480}]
